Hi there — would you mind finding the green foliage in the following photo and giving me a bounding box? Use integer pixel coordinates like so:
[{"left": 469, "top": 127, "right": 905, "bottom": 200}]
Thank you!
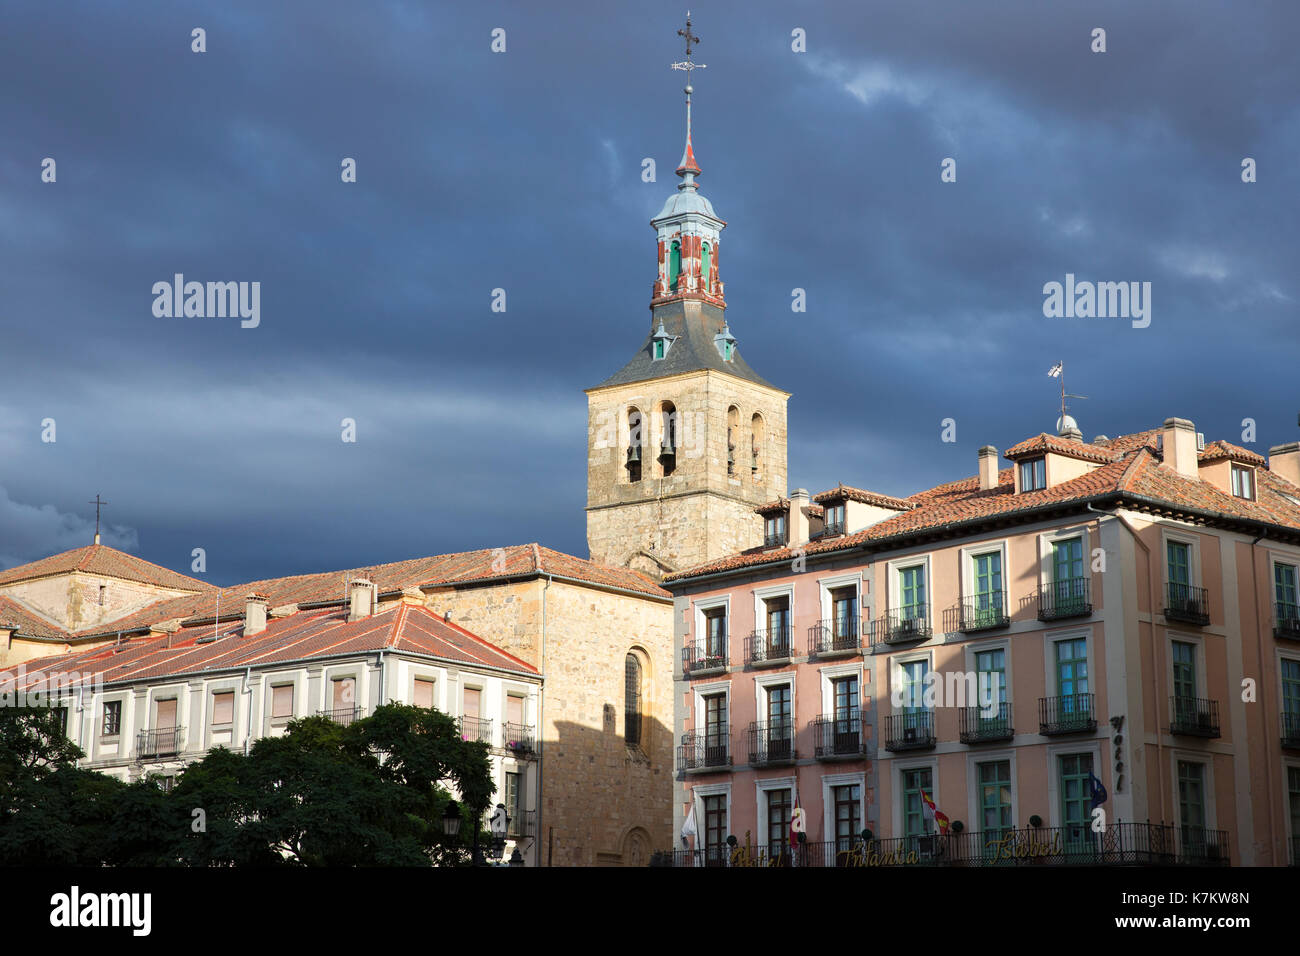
[{"left": 0, "top": 702, "right": 495, "bottom": 866}]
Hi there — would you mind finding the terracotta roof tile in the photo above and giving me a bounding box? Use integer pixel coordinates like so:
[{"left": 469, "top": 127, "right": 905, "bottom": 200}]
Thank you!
[
  {"left": 1003, "top": 434, "right": 1118, "bottom": 464},
  {"left": 0, "top": 544, "right": 214, "bottom": 592},
  {"left": 1198, "top": 440, "right": 1267, "bottom": 467},
  {"left": 812, "top": 484, "right": 914, "bottom": 510}
]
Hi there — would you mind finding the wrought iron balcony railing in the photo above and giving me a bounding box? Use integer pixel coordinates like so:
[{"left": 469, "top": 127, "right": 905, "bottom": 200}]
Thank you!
[
  {"left": 1275, "top": 603, "right": 1300, "bottom": 641},
  {"left": 747, "top": 720, "right": 796, "bottom": 766},
  {"left": 875, "top": 608, "right": 931, "bottom": 646},
  {"left": 959, "top": 592, "right": 1009, "bottom": 632},
  {"left": 504, "top": 722, "right": 536, "bottom": 756},
  {"left": 136, "top": 727, "right": 183, "bottom": 759},
  {"left": 683, "top": 639, "right": 728, "bottom": 676},
  {"left": 883, "top": 710, "right": 935, "bottom": 751},
  {"left": 745, "top": 627, "right": 791, "bottom": 666},
  {"left": 808, "top": 618, "right": 860, "bottom": 657},
  {"left": 654, "top": 822, "right": 1229, "bottom": 868},
  {"left": 1038, "top": 577, "right": 1092, "bottom": 620},
  {"left": 459, "top": 715, "right": 493, "bottom": 744},
  {"left": 507, "top": 809, "right": 536, "bottom": 839},
  {"left": 763, "top": 530, "right": 786, "bottom": 548},
  {"left": 676, "top": 729, "right": 731, "bottom": 773},
  {"left": 1164, "top": 582, "right": 1210, "bottom": 626},
  {"left": 959, "top": 703, "right": 1014, "bottom": 744},
  {"left": 1283, "top": 712, "right": 1300, "bottom": 750},
  {"left": 821, "top": 520, "right": 846, "bottom": 537},
  {"left": 1169, "top": 697, "right": 1220, "bottom": 738},
  {"left": 316, "top": 705, "right": 361, "bottom": 727},
  {"left": 811, "top": 713, "right": 865, "bottom": 760},
  {"left": 1038, "top": 694, "right": 1096, "bottom": 735}
]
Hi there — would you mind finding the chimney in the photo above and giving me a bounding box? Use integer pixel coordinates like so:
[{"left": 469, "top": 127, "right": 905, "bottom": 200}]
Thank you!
[
  {"left": 788, "top": 489, "right": 810, "bottom": 546},
  {"left": 245, "top": 594, "right": 268, "bottom": 636},
  {"left": 1161, "top": 417, "right": 1198, "bottom": 478},
  {"left": 1269, "top": 442, "right": 1300, "bottom": 488},
  {"left": 978, "top": 446, "right": 999, "bottom": 491},
  {"left": 349, "top": 579, "right": 376, "bottom": 621}
]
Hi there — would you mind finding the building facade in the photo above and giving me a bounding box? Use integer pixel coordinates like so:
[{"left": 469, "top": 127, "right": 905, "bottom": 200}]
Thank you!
[{"left": 665, "top": 419, "right": 1300, "bottom": 867}]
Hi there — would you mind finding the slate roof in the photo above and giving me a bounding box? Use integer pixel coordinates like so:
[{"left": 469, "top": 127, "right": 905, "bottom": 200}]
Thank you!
[
  {"left": 0, "top": 602, "right": 538, "bottom": 692},
  {"left": 664, "top": 426, "right": 1300, "bottom": 584}
]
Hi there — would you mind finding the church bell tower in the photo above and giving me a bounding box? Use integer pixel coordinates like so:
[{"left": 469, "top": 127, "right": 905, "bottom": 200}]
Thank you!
[{"left": 585, "top": 17, "right": 790, "bottom": 580}]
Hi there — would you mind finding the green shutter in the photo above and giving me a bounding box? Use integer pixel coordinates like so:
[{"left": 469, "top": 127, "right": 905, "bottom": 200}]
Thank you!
[{"left": 669, "top": 241, "right": 681, "bottom": 291}]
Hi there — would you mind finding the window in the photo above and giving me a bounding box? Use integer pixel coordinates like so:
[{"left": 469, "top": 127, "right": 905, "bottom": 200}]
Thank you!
[
  {"left": 978, "top": 760, "right": 1013, "bottom": 844},
  {"left": 1167, "top": 540, "right": 1191, "bottom": 587},
  {"left": 703, "top": 693, "right": 727, "bottom": 764},
  {"left": 824, "top": 503, "right": 846, "bottom": 535},
  {"left": 703, "top": 794, "right": 727, "bottom": 862},
  {"left": 271, "top": 685, "right": 293, "bottom": 720},
  {"left": 462, "top": 686, "right": 481, "bottom": 718},
  {"left": 1178, "top": 761, "right": 1206, "bottom": 845},
  {"left": 1056, "top": 639, "right": 1089, "bottom": 700},
  {"left": 1231, "top": 464, "right": 1254, "bottom": 500},
  {"left": 975, "top": 648, "right": 1007, "bottom": 731},
  {"left": 625, "top": 654, "right": 643, "bottom": 747},
  {"left": 1276, "top": 563, "right": 1298, "bottom": 621},
  {"left": 723, "top": 340, "right": 734, "bottom": 360},
  {"left": 764, "top": 513, "right": 786, "bottom": 547},
  {"left": 1020, "top": 457, "right": 1046, "bottom": 491},
  {"left": 1059, "top": 753, "right": 1094, "bottom": 847},
  {"left": 413, "top": 679, "right": 434, "bottom": 709},
  {"left": 1283, "top": 659, "right": 1300, "bottom": 716},
  {"left": 102, "top": 700, "right": 121, "bottom": 737},
  {"left": 704, "top": 608, "right": 726, "bottom": 663},
  {"left": 764, "top": 595, "right": 790, "bottom": 640},
  {"left": 972, "top": 551, "right": 1003, "bottom": 622},
  {"left": 505, "top": 771, "right": 522, "bottom": 835},
  {"left": 766, "top": 788, "right": 791, "bottom": 853},
  {"left": 833, "top": 784, "right": 861, "bottom": 850},
  {"left": 157, "top": 775, "right": 175, "bottom": 793},
  {"left": 1171, "top": 641, "right": 1196, "bottom": 701},
  {"left": 669, "top": 240, "right": 681, "bottom": 291},
  {"left": 902, "top": 768, "right": 933, "bottom": 839},
  {"left": 1289, "top": 768, "right": 1300, "bottom": 863},
  {"left": 830, "top": 586, "right": 857, "bottom": 641},
  {"left": 654, "top": 339, "right": 664, "bottom": 359},
  {"left": 507, "top": 694, "right": 525, "bottom": 728},
  {"left": 751, "top": 413, "right": 765, "bottom": 477},
  {"left": 212, "top": 691, "right": 235, "bottom": 726},
  {"left": 701, "top": 242, "right": 711, "bottom": 291},
  {"left": 899, "top": 659, "right": 929, "bottom": 714},
  {"left": 832, "top": 676, "right": 860, "bottom": 751},
  {"left": 155, "top": 698, "right": 178, "bottom": 731},
  {"left": 660, "top": 403, "right": 677, "bottom": 477},
  {"left": 627, "top": 408, "right": 643, "bottom": 483},
  {"left": 332, "top": 677, "right": 355, "bottom": 714},
  {"left": 899, "top": 565, "right": 926, "bottom": 619},
  {"left": 765, "top": 683, "right": 792, "bottom": 758},
  {"left": 1052, "top": 536, "right": 1087, "bottom": 611}
]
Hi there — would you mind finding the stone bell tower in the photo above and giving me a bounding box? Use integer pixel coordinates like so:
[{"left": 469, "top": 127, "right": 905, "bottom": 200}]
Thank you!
[{"left": 585, "top": 33, "right": 789, "bottom": 580}]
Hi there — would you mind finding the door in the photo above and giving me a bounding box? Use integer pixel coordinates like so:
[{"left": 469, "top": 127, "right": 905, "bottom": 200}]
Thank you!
[
  {"left": 1060, "top": 753, "right": 1097, "bottom": 858},
  {"left": 704, "top": 694, "right": 727, "bottom": 766},
  {"left": 973, "top": 552, "right": 1003, "bottom": 625},
  {"left": 831, "top": 586, "right": 857, "bottom": 647},
  {"left": 766, "top": 685, "right": 792, "bottom": 759},
  {"left": 1053, "top": 537, "right": 1085, "bottom": 612},
  {"left": 765, "top": 597, "right": 790, "bottom": 657},
  {"left": 1055, "top": 639, "right": 1090, "bottom": 727},
  {"left": 974, "top": 648, "right": 1008, "bottom": 735},
  {"left": 832, "top": 676, "right": 860, "bottom": 754},
  {"left": 899, "top": 660, "right": 931, "bottom": 740}
]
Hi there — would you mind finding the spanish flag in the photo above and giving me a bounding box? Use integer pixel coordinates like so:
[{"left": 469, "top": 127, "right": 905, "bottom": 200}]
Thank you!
[{"left": 920, "top": 789, "right": 950, "bottom": 833}]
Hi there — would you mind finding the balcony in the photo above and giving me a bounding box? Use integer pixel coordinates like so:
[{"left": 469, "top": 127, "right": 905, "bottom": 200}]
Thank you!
[
  {"left": 763, "top": 531, "right": 786, "bottom": 549},
  {"left": 883, "top": 711, "right": 935, "bottom": 751},
  {"left": 1283, "top": 712, "right": 1300, "bottom": 750},
  {"left": 1037, "top": 577, "right": 1092, "bottom": 621},
  {"left": 655, "top": 822, "right": 1229, "bottom": 868},
  {"left": 507, "top": 809, "right": 536, "bottom": 839},
  {"left": 958, "top": 592, "right": 1010, "bottom": 633},
  {"left": 874, "top": 608, "right": 931, "bottom": 647},
  {"left": 747, "top": 720, "right": 796, "bottom": 766},
  {"left": 745, "top": 627, "right": 792, "bottom": 667},
  {"left": 1275, "top": 603, "right": 1300, "bottom": 641},
  {"left": 316, "top": 705, "right": 361, "bottom": 727},
  {"left": 677, "top": 729, "right": 731, "bottom": 773},
  {"left": 811, "top": 713, "right": 865, "bottom": 760},
  {"left": 1038, "top": 694, "right": 1096, "bottom": 735},
  {"left": 503, "top": 722, "right": 537, "bottom": 757},
  {"left": 136, "top": 727, "right": 183, "bottom": 759},
  {"left": 821, "top": 520, "right": 846, "bottom": 538},
  {"left": 959, "top": 703, "right": 1014, "bottom": 744},
  {"left": 459, "top": 715, "right": 493, "bottom": 744},
  {"left": 1169, "top": 697, "right": 1220, "bottom": 738},
  {"left": 807, "top": 618, "right": 860, "bottom": 658},
  {"left": 683, "top": 639, "right": 728, "bottom": 677},
  {"left": 1164, "top": 582, "right": 1210, "bottom": 626}
]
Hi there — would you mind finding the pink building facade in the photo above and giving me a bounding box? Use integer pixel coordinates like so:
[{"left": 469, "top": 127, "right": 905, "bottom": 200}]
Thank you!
[{"left": 665, "top": 420, "right": 1300, "bottom": 867}]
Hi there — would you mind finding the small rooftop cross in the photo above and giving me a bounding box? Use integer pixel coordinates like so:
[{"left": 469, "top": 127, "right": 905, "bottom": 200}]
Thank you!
[
  {"left": 671, "top": 12, "right": 705, "bottom": 74},
  {"left": 89, "top": 493, "right": 107, "bottom": 545}
]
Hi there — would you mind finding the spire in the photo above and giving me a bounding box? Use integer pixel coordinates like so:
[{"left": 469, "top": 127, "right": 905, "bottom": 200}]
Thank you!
[{"left": 672, "top": 13, "right": 705, "bottom": 188}]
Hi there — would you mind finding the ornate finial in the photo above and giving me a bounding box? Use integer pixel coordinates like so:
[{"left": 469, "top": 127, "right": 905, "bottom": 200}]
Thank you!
[{"left": 670, "top": 14, "right": 706, "bottom": 185}]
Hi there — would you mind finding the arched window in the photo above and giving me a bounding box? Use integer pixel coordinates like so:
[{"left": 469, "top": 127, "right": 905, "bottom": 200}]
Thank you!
[
  {"left": 625, "top": 653, "right": 643, "bottom": 747},
  {"left": 751, "top": 412, "right": 766, "bottom": 479},
  {"left": 669, "top": 241, "right": 682, "bottom": 291},
  {"left": 701, "top": 242, "right": 711, "bottom": 292},
  {"left": 659, "top": 401, "right": 678, "bottom": 477},
  {"left": 626, "top": 408, "right": 643, "bottom": 483},
  {"left": 727, "top": 405, "right": 740, "bottom": 476}
]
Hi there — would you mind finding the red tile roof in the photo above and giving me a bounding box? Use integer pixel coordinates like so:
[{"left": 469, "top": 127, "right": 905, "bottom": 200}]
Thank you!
[
  {"left": 0, "top": 596, "right": 68, "bottom": 640},
  {"left": 1003, "top": 434, "right": 1118, "bottom": 464},
  {"left": 1198, "top": 440, "right": 1267, "bottom": 467},
  {"left": 0, "top": 544, "right": 214, "bottom": 592},
  {"left": 0, "top": 602, "right": 538, "bottom": 692},
  {"left": 812, "top": 484, "right": 914, "bottom": 510},
  {"left": 665, "top": 426, "right": 1300, "bottom": 584}
]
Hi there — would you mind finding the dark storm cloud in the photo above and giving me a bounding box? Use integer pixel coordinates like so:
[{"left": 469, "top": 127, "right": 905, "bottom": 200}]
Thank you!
[{"left": 0, "top": 0, "right": 1296, "bottom": 582}]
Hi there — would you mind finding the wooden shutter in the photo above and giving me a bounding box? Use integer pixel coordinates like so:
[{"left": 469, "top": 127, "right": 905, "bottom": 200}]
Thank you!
[
  {"left": 155, "top": 698, "right": 177, "bottom": 730},
  {"left": 212, "top": 692, "right": 234, "bottom": 725},
  {"left": 413, "top": 679, "right": 434, "bottom": 709}
]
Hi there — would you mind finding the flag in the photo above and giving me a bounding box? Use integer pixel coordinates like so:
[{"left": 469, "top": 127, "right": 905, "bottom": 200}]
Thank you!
[
  {"left": 1047, "top": 362, "right": 1063, "bottom": 378},
  {"left": 920, "top": 789, "right": 950, "bottom": 833},
  {"left": 680, "top": 803, "right": 697, "bottom": 848},
  {"left": 1088, "top": 772, "right": 1108, "bottom": 811}
]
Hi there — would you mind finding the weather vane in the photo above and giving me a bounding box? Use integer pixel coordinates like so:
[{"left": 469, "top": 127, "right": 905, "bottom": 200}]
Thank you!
[{"left": 671, "top": 12, "right": 706, "bottom": 75}]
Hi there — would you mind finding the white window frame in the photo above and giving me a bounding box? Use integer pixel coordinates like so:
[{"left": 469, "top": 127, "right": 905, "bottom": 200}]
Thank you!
[
  {"left": 819, "top": 662, "right": 864, "bottom": 715},
  {"left": 752, "top": 583, "right": 794, "bottom": 630},
  {"left": 692, "top": 594, "right": 730, "bottom": 661},
  {"left": 966, "top": 748, "right": 1019, "bottom": 835},
  {"left": 753, "top": 671, "right": 796, "bottom": 727},
  {"left": 886, "top": 554, "right": 932, "bottom": 620},
  {"left": 1040, "top": 627, "right": 1095, "bottom": 704},
  {"left": 963, "top": 637, "right": 1013, "bottom": 715},
  {"left": 822, "top": 771, "right": 867, "bottom": 844},
  {"left": 325, "top": 668, "right": 362, "bottom": 714},
  {"left": 409, "top": 671, "right": 440, "bottom": 710},
  {"left": 1166, "top": 631, "right": 1208, "bottom": 702},
  {"left": 1161, "top": 528, "right": 1202, "bottom": 590},
  {"left": 1037, "top": 525, "right": 1093, "bottom": 588},
  {"left": 691, "top": 781, "right": 732, "bottom": 848},
  {"left": 889, "top": 650, "right": 933, "bottom": 713},
  {"left": 960, "top": 539, "right": 1009, "bottom": 603},
  {"left": 267, "top": 676, "right": 300, "bottom": 725},
  {"left": 817, "top": 571, "right": 862, "bottom": 627},
  {"left": 1168, "top": 751, "right": 1217, "bottom": 832},
  {"left": 891, "top": 757, "right": 939, "bottom": 838},
  {"left": 1044, "top": 741, "right": 1103, "bottom": 829},
  {"left": 1230, "top": 463, "right": 1255, "bottom": 500},
  {"left": 755, "top": 775, "right": 797, "bottom": 849},
  {"left": 692, "top": 680, "right": 731, "bottom": 734}
]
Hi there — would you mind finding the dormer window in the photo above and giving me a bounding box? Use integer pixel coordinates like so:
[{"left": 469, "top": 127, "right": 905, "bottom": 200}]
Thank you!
[
  {"left": 824, "top": 503, "right": 846, "bottom": 536},
  {"left": 714, "top": 323, "right": 737, "bottom": 362},
  {"left": 1231, "top": 464, "right": 1255, "bottom": 500},
  {"left": 651, "top": 322, "right": 676, "bottom": 361},
  {"left": 1019, "top": 457, "right": 1046, "bottom": 492},
  {"left": 764, "top": 513, "right": 787, "bottom": 548}
]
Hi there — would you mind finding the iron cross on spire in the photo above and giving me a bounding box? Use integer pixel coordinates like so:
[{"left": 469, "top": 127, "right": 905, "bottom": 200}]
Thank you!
[
  {"left": 671, "top": 12, "right": 706, "bottom": 74},
  {"left": 89, "top": 493, "right": 107, "bottom": 545}
]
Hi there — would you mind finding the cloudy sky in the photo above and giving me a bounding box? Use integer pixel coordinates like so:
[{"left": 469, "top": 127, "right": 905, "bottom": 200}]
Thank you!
[{"left": 1, "top": 0, "right": 1296, "bottom": 584}]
